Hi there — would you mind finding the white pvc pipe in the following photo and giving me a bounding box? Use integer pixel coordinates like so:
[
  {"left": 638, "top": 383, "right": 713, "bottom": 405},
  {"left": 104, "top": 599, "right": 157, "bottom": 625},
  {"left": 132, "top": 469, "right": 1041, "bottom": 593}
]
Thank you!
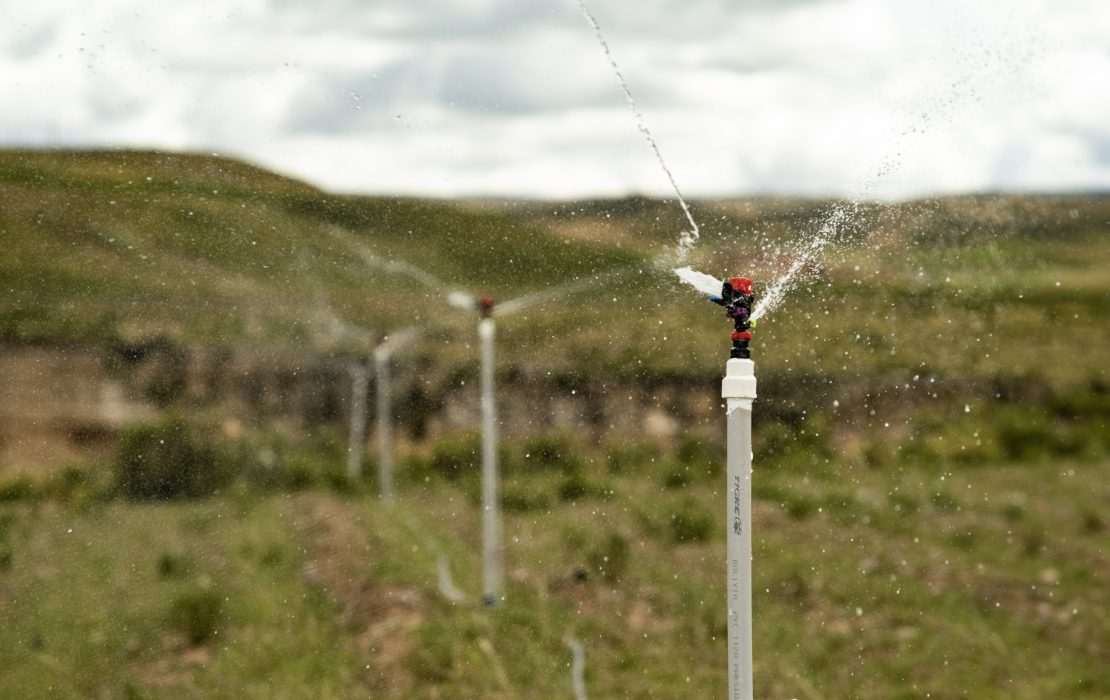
[
  {"left": 374, "top": 344, "right": 395, "bottom": 505},
  {"left": 346, "top": 362, "right": 370, "bottom": 480},
  {"left": 479, "top": 317, "right": 502, "bottom": 606},
  {"left": 722, "top": 358, "right": 757, "bottom": 700},
  {"left": 566, "top": 635, "right": 588, "bottom": 700}
]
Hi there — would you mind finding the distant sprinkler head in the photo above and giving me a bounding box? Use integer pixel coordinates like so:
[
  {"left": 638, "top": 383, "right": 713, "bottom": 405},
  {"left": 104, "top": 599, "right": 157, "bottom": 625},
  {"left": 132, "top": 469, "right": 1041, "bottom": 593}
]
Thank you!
[
  {"left": 712, "top": 276, "right": 755, "bottom": 359},
  {"left": 477, "top": 296, "right": 495, "bottom": 318}
]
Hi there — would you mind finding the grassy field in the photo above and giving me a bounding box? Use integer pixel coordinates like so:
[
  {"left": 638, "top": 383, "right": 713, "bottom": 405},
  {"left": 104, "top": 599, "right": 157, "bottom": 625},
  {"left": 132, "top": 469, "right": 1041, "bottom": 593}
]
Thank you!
[
  {"left": 1, "top": 443, "right": 1107, "bottom": 698},
  {"left": 1, "top": 149, "right": 1108, "bottom": 697}
]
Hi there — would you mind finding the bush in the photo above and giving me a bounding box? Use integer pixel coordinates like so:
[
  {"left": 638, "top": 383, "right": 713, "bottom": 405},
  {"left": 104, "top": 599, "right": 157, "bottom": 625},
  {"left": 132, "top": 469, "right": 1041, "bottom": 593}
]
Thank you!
[
  {"left": 114, "top": 416, "right": 232, "bottom": 500},
  {"left": 557, "top": 473, "right": 611, "bottom": 503},
  {"left": 427, "top": 433, "right": 481, "bottom": 481},
  {"left": 518, "top": 434, "right": 583, "bottom": 474},
  {"left": 587, "top": 533, "right": 630, "bottom": 584},
  {"left": 994, "top": 407, "right": 1054, "bottom": 461},
  {"left": 0, "top": 514, "right": 12, "bottom": 571},
  {"left": 157, "top": 552, "right": 192, "bottom": 579},
  {"left": 755, "top": 418, "right": 831, "bottom": 471},
  {"left": 662, "top": 462, "right": 693, "bottom": 489},
  {"left": 169, "top": 588, "right": 223, "bottom": 645},
  {"left": 0, "top": 476, "right": 35, "bottom": 502},
  {"left": 606, "top": 441, "right": 661, "bottom": 474},
  {"left": 501, "top": 485, "right": 553, "bottom": 513},
  {"left": 676, "top": 434, "right": 724, "bottom": 478},
  {"left": 670, "top": 502, "right": 714, "bottom": 543}
]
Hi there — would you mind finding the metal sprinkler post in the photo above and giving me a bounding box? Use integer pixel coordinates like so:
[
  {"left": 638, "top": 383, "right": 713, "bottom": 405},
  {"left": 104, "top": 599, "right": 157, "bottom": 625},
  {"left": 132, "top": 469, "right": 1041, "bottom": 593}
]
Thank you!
[
  {"left": 374, "top": 342, "right": 395, "bottom": 505},
  {"left": 346, "top": 361, "right": 371, "bottom": 480},
  {"left": 712, "top": 277, "right": 757, "bottom": 700},
  {"left": 477, "top": 296, "right": 502, "bottom": 607}
]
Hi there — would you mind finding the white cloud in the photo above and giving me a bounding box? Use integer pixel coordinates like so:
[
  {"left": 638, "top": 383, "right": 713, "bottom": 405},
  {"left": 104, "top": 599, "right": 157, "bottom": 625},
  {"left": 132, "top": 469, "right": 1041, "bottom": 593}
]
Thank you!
[{"left": 0, "top": 0, "right": 1107, "bottom": 198}]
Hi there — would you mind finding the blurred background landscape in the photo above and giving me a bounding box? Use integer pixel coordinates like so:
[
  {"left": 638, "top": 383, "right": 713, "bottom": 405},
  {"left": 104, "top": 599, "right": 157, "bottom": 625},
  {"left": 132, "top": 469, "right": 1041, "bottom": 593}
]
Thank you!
[
  {"left": 2, "top": 0, "right": 1110, "bottom": 697},
  {"left": 0, "top": 149, "right": 1107, "bottom": 698}
]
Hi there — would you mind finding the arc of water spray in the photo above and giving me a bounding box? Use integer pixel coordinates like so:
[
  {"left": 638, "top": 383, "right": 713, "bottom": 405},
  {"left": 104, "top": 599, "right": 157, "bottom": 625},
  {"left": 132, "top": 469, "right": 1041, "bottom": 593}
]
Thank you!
[
  {"left": 397, "top": 513, "right": 472, "bottom": 604},
  {"left": 326, "top": 225, "right": 468, "bottom": 297},
  {"left": 491, "top": 264, "right": 638, "bottom": 318},
  {"left": 576, "top": 0, "right": 700, "bottom": 264}
]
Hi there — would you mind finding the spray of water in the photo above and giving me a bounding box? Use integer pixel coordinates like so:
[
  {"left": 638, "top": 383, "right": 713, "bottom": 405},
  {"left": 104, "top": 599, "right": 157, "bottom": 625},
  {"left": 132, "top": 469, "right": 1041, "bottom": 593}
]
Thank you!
[
  {"left": 576, "top": 0, "right": 700, "bottom": 264},
  {"left": 674, "top": 267, "right": 723, "bottom": 297},
  {"left": 378, "top": 325, "right": 421, "bottom": 355},
  {"left": 752, "top": 201, "right": 858, "bottom": 321},
  {"left": 744, "top": 18, "right": 1028, "bottom": 322},
  {"left": 326, "top": 225, "right": 467, "bottom": 295},
  {"left": 494, "top": 265, "right": 636, "bottom": 318}
]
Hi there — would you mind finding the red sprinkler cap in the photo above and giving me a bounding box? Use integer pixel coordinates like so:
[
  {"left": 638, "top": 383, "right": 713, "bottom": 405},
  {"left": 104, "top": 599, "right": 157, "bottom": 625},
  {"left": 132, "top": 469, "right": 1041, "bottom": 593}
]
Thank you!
[
  {"left": 730, "top": 331, "right": 749, "bottom": 341},
  {"left": 731, "top": 277, "right": 753, "bottom": 295}
]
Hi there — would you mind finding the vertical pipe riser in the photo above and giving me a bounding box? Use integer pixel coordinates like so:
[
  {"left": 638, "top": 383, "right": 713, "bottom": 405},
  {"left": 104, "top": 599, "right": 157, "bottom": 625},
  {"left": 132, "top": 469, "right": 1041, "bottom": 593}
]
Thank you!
[
  {"left": 347, "top": 365, "right": 370, "bottom": 480},
  {"left": 722, "top": 357, "right": 757, "bottom": 700},
  {"left": 727, "top": 404, "right": 753, "bottom": 700},
  {"left": 480, "top": 318, "right": 501, "bottom": 606},
  {"left": 375, "top": 348, "right": 394, "bottom": 505}
]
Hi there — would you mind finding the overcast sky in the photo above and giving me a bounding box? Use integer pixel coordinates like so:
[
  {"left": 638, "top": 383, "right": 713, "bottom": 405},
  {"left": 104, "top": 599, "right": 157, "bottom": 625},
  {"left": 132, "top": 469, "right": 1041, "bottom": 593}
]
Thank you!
[{"left": 2, "top": 0, "right": 1108, "bottom": 199}]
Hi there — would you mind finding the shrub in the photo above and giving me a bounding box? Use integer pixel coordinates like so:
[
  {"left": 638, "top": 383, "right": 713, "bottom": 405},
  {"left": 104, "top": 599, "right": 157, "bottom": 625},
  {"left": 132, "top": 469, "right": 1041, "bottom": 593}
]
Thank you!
[
  {"left": 0, "top": 476, "right": 35, "bottom": 502},
  {"left": 587, "top": 533, "right": 630, "bottom": 584},
  {"left": 501, "top": 485, "right": 553, "bottom": 513},
  {"left": 676, "top": 434, "right": 724, "bottom": 478},
  {"left": 755, "top": 418, "right": 831, "bottom": 471},
  {"left": 994, "top": 409, "right": 1053, "bottom": 461},
  {"left": 157, "top": 552, "right": 191, "bottom": 579},
  {"left": 669, "top": 502, "right": 714, "bottom": 543},
  {"left": 427, "top": 433, "right": 481, "bottom": 481},
  {"left": 557, "top": 473, "right": 611, "bottom": 502},
  {"left": 606, "top": 441, "right": 661, "bottom": 474},
  {"left": 662, "top": 462, "right": 692, "bottom": 489},
  {"left": 518, "top": 434, "right": 584, "bottom": 474},
  {"left": 114, "top": 415, "right": 232, "bottom": 500},
  {"left": 169, "top": 588, "right": 223, "bottom": 645}
]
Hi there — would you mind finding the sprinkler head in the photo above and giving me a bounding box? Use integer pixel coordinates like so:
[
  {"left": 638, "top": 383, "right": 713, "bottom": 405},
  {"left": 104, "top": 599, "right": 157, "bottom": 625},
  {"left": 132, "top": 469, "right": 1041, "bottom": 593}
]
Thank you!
[
  {"left": 711, "top": 277, "right": 755, "bottom": 359},
  {"left": 477, "top": 296, "right": 495, "bottom": 318}
]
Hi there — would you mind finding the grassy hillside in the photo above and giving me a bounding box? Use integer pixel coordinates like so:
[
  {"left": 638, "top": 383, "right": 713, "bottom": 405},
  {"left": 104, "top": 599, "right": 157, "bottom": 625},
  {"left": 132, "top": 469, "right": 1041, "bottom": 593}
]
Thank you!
[{"left": 3, "top": 149, "right": 1107, "bottom": 393}]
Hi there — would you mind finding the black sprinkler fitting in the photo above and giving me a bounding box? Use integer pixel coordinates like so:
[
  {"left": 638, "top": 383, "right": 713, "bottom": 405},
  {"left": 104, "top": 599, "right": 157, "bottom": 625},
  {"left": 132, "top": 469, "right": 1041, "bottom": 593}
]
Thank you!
[
  {"left": 477, "top": 296, "right": 495, "bottom": 319},
  {"left": 710, "top": 277, "right": 754, "bottom": 359}
]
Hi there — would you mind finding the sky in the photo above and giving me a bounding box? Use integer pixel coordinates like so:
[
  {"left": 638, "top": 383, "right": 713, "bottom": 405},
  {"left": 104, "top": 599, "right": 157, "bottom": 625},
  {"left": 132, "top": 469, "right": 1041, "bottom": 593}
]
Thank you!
[{"left": 1, "top": 0, "right": 1109, "bottom": 199}]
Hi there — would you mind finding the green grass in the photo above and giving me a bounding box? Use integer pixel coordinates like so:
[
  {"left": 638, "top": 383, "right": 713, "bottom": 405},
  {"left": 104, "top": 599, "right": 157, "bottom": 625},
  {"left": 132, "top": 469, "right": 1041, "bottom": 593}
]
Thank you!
[
  {"left": 2, "top": 451, "right": 1106, "bottom": 697},
  {"left": 0, "top": 497, "right": 364, "bottom": 698}
]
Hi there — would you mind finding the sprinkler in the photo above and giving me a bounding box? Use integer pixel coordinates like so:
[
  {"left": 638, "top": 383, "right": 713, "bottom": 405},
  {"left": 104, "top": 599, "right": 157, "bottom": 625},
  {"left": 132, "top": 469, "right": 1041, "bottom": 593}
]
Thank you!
[
  {"left": 477, "top": 296, "right": 495, "bottom": 319},
  {"left": 710, "top": 276, "right": 755, "bottom": 359},
  {"left": 716, "top": 276, "right": 757, "bottom": 700}
]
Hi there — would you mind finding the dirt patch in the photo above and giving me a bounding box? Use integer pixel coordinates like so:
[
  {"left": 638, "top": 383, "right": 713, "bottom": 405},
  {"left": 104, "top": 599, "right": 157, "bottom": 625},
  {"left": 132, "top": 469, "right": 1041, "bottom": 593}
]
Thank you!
[{"left": 294, "top": 493, "right": 427, "bottom": 695}]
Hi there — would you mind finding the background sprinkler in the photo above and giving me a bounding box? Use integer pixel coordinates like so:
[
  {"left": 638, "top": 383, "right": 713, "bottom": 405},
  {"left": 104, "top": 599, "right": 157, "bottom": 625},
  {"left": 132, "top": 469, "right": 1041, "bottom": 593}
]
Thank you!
[
  {"left": 450, "top": 272, "right": 633, "bottom": 608},
  {"left": 713, "top": 276, "right": 758, "bottom": 700},
  {"left": 476, "top": 295, "right": 502, "bottom": 607}
]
